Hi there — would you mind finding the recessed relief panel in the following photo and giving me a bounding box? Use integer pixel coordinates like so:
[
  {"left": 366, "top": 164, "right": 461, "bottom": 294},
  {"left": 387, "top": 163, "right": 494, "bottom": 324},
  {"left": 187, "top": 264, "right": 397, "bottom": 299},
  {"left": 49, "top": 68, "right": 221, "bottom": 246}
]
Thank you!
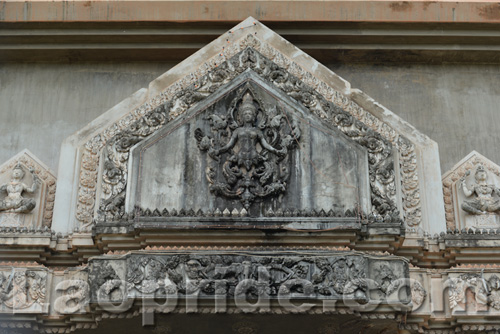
[{"left": 127, "top": 72, "right": 370, "bottom": 226}]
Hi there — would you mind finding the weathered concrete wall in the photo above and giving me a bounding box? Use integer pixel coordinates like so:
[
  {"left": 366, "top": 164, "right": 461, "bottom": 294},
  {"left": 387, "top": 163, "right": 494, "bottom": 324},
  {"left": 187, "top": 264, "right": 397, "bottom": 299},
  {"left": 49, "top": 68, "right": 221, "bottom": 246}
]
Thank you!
[
  {"left": 1, "top": 62, "right": 499, "bottom": 174},
  {"left": 0, "top": 63, "right": 173, "bottom": 173},
  {"left": 330, "top": 63, "right": 500, "bottom": 173}
]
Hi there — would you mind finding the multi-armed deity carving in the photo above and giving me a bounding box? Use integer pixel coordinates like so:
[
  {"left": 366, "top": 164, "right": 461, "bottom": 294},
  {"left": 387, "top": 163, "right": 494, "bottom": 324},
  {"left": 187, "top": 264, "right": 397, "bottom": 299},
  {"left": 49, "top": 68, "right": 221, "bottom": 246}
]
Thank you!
[
  {"left": 0, "top": 163, "right": 39, "bottom": 214},
  {"left": 460, "top": 165, "right": 500, "bottom": 216},
  {"left": 195, "top": 87, "right": 300, "bottom": 209}
]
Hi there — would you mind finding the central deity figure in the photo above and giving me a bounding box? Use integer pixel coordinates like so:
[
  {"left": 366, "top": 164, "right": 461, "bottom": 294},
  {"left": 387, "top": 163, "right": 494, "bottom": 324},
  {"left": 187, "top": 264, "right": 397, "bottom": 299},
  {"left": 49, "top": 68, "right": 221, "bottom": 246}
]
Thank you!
[
  {"left": 195, "top": 87, "right": 300, "bottom": 210},
  {"left": 215, "top": 92, "right": 285, "bottom": 171}
]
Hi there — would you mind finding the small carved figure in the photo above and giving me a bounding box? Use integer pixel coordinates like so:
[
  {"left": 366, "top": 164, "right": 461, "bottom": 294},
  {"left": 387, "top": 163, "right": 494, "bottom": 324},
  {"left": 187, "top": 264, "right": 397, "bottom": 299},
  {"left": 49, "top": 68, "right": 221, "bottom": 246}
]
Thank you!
[
  {"left": 0, "top": 163, "right": 39, "bottom": 214},
  {"left": 461, "top": 165, "right": 500, "bottom": 215}
]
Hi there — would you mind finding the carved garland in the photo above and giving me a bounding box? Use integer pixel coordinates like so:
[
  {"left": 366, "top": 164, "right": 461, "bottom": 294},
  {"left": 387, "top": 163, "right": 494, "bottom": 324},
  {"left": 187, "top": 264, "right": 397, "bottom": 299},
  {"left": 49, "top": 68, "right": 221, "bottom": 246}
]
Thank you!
[
  {"left": 0, "top": 156, "right": 56, "bottom": 228},
  {"left": 75, "top": 34, "right": 421, "bottom": 229},
  {"left": 442, "top": 155, "right": 500, "bottom": 230}
]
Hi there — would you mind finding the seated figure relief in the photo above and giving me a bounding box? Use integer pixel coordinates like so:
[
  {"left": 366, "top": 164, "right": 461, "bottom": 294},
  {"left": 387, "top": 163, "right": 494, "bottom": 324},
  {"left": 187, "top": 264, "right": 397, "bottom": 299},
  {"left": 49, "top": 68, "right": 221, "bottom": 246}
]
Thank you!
[
  {"left": 0, "top": 163, "right": 39, "bottom": 214},
  {"left": 460, "top": 165, "right": 500, "bottom": 215}
]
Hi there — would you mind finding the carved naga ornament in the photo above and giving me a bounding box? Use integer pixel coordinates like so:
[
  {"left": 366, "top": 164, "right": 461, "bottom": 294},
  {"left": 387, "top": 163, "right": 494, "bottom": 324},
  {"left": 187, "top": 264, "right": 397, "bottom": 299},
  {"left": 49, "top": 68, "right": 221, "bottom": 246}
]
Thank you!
[{"left": 195, "top": 88, "right": 300, "bottom": 209}]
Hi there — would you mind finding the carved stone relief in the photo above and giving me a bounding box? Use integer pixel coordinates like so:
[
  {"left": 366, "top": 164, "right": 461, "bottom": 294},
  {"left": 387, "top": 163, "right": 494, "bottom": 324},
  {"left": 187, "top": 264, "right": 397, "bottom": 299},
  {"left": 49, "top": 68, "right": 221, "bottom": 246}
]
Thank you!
[
  {"left": 195, "top": 87, "right": 300, "bottom": 209},
  {"left": 0, "top": 163, "right": 39, "bottom": 214},
  {"left": 0, "top": 267, "right": 48, "bottom": 313},
  {"left": 0, "top": 150, "right": 56, "bottom": 229},
  {"left": 88, "top": 251, "right": 410, "bottom": 305},
  {"left": 411, "top": 280, "right": 427, "bottom": 311},
  {"left": 449, "top": 272, "right": 500, "bottom": 313},
  {"left": 443, "top": 151, "right": 500, "bottom": 230},
  {"left": 73, "top": 33, "right": 421, "bottom": 230}
]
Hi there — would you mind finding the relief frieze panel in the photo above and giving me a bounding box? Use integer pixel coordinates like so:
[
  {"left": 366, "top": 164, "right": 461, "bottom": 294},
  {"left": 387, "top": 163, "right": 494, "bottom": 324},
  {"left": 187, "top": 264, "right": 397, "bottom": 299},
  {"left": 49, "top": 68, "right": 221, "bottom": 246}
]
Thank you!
[
  {"left": 88, "top": 251, "right": 410, "bottom": 305},
  {"left": 0, "top": 266, "right": 49, "bottom": 314}
]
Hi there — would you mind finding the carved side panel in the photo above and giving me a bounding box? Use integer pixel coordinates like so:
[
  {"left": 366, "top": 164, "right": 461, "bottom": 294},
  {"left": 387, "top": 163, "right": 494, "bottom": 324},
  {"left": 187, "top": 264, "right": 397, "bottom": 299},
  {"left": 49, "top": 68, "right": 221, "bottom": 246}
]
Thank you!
[
  {"left": 448, "top": 272, "right": 500, "bottom": 315},
  {"left": 0, "top": 266, "right": 49, "bottom": 314},
  {"left": 0, "top": 150, "right": 56, "bottom": 229},
  {"left": 442, "top": 151, "right": 500, "bottom": 230}
]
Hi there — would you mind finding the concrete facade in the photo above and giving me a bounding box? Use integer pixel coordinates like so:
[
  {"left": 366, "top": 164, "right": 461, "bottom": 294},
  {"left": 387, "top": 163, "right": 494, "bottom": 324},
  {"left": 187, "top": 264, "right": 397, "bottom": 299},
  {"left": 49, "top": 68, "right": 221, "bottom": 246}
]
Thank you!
[
  {"left": 2, "top": 62, "right": 500, "bottom": 173},
  {"left": 2, "top": 2, "right": 500, "bottom": 333}
]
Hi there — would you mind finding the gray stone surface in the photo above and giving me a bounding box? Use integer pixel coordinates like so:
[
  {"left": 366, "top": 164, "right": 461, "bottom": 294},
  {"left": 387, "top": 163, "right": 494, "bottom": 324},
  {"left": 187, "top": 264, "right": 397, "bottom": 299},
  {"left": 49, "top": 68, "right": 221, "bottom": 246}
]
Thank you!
[
  {"left": 330, "top": 63, "right": 500, "bottom": 173},
  {"left": 0, "top": 63, "right": 174, "bottom": 173}
]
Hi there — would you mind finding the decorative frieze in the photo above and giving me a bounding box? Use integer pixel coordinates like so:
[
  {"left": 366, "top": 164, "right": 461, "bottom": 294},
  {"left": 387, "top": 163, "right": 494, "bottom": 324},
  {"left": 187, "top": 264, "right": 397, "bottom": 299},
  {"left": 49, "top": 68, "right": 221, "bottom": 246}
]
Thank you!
[
  {"left": 0, "top": 265, "right": 49, "bottom": 314},
  {"left": 88, "top": 251, "right": 410, "bottom": 306}
]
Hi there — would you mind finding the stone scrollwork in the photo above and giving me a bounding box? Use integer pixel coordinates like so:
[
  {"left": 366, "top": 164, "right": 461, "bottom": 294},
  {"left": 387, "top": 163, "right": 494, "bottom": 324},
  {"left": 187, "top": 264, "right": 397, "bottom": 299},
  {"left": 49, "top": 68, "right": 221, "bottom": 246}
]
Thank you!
[
  {"left": 74, "top": 33, "right": 412, "bottom": 228},
  {"left": 195, "top": 87, "right": 300, "bottom": 209},
  {"left": 0, "top": 269, "right": 46, "bottom": 310}
]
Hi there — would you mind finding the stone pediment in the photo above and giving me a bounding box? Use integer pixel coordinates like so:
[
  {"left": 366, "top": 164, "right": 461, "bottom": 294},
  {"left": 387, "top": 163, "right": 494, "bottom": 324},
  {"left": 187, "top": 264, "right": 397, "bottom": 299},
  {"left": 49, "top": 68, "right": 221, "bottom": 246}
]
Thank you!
[
  {"left": 124, "top": 70, "right": 372, "bottom": 229},
  {"left": 443, "top": 151, "right": 500, "bottom": 231},
  {"left": 53, "top": 18, "right": 444, "bottom": 235},
  {"left": 0, "top": 150, "right": 56, "bottom": 229}
]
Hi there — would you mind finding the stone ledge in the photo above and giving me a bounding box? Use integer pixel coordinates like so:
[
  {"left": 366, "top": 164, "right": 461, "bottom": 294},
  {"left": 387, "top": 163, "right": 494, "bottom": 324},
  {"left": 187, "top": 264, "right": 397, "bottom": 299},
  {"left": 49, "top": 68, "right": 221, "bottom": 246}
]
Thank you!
[{"left": 2, "top": 1, "right": 500, "bottom": 24}]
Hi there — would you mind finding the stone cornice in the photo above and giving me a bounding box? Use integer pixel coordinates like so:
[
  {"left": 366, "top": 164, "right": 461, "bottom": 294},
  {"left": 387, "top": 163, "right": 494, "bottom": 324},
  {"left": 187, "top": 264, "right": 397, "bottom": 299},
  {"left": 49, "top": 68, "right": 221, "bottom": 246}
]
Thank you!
[{"left": 2, "top": 1, "right": 500, "bottom": 24}]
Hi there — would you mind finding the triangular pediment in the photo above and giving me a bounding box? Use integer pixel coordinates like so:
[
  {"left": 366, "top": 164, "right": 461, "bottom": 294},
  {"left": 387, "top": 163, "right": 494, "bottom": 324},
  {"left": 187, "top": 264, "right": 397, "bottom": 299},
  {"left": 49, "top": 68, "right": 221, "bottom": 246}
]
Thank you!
[
  {"left": 443, "top": 151, "right": 500, "bottom": 230},
  {"left": 53, "top": 18, "right": 444, "bottom": 235},
  {"left": 0, "top": 149, "right": 56, "bottom": 230},
  {"left": 125, "top": 70, "right": 371, "bottom": 226}
]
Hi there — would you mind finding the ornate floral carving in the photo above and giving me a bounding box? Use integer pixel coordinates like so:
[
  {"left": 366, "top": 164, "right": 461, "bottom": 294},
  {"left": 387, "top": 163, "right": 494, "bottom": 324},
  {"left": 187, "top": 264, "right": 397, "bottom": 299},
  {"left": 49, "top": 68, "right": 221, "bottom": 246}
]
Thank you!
[
  {"left": 75, "top": 33, "right": 416, "bottom": 228},
  {"left": 398, "top": 136, "right": 422, "bottom": 229},
  {"left": 0, "top": 270, "right": 46, "bottom": 310},
  {"left": 411, "top": 280, "right": 427, "bottom": 310}
]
